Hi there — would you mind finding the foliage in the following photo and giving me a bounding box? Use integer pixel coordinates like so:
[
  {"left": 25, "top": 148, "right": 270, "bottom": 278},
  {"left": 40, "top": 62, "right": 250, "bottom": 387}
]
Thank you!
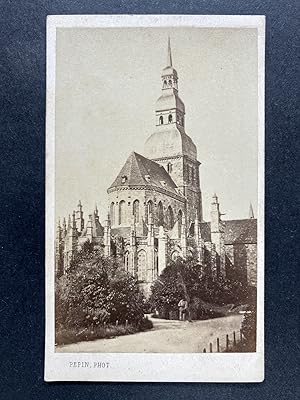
[
  {"left": 149, "top": 257, "right": 250, "bottom": 319},
  {"left": 240, "top": 304, "right": 257, "bottom": 351},
  {"left": 55, "top": 243, "right": 148, "bottom": 336},
  {"left": 56, "top": 317, "right": 153, "bottom": 345}
]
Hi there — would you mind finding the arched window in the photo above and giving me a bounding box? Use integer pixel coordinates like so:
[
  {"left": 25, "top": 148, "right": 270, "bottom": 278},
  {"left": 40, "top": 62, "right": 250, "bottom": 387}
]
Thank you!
[
  {"left": 133, "top": 199, "right": 139, "bottom": 223},
  {"left": 157, "top": 201, "right": 164, "bottom": 226},
  {"left": 167, "top": 162, "right": 172, "bottom": 174},
  {"left": 124, "top": 251, "right": 129, "bottom": 272},
  {"left": 166, "top": 206, "right": 174, "bottom": 230},
  {"left": 163, "top": 80, "right": 167, "bottom": 87},
  {"left": 159, "top": 116, "right": 163, "bottom": 125},
  {"left": 178, "top": 210, "right": 183, "bottom": 238},
  {"left": 137, "top": 250, "right": 147, "bottom": 281},
  {"left": 110, "top": 202, "right": 115, "bottom": 225},
  {"left": 187, "top": 250, "right": 193, "bottom": 259},
  {"left": 168, "top": 114, "right": 173, "bottom": 123},
  {"left": 119, "top": 200, "right": 126, "bottom": 225},
  {"left": 168, "top": 79, "right": 172, "bottom": 86},
  {"left": 147, "top": 200, "right": 153, "bottom": 223},
  {"left": 154, "top": 249, "right": 158, "bottom": 278},
  {"left": 171, "top": 251, "right": 179, "bottom": 261}
]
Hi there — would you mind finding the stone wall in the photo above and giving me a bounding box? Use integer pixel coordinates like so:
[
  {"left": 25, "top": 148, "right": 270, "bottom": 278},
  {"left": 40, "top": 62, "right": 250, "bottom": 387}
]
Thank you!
[{"left": 225, "top": 243, "right": 257, "bottom": 286}]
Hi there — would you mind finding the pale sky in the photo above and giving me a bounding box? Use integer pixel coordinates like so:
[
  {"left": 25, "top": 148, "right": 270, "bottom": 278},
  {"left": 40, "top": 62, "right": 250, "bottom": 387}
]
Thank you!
[{"left": 55, "top": 27, "right": 258, "bottom": 223}]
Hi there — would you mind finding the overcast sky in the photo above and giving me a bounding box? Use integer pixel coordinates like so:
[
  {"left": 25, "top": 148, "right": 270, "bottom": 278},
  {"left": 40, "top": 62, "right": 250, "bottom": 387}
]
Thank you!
[{"left": 55, "top": 27, "right": 258, "bottom": 223}]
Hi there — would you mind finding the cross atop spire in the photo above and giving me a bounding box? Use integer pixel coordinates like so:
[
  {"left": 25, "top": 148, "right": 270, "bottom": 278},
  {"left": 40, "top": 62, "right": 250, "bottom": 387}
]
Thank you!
[{"left": 167, "top": 36, "right": 172, "bottom": 67}]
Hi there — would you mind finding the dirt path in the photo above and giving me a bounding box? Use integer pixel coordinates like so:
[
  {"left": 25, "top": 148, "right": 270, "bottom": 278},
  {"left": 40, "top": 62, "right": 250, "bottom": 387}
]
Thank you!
[{"left": 56, "top": 314, "right": 243, "bottom": 353}]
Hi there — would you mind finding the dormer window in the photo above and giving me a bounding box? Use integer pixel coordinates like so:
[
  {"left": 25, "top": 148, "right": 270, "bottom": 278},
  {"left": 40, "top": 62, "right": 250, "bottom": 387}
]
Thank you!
[
  {"left": 121, "top": 175, "right": 127, "bottom": 184},
  {"left": 160, "top": 180, "right": 166, "bottom": 187},
  {"left": 145, "top": 175, "right": 151, "bottom": 182},
  {"left": 167, "top": 162, "right": 172, "bottom": 174}
]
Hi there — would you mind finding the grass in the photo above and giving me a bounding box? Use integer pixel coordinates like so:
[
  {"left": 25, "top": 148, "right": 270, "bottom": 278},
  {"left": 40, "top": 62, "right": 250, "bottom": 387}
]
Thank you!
[{"left": 56, "top": 318, "right": 153, "bottom": 346}]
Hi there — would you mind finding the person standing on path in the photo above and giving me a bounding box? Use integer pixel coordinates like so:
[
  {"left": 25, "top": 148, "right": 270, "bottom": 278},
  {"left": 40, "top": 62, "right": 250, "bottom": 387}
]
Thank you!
[{"left": 178, "top": 298, "right": 188, "bottom": 321}]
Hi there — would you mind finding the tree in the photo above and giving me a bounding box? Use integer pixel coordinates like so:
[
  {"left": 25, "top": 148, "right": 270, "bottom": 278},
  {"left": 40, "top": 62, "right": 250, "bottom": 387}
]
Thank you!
[
  {"left": 149, "top": 257, "right": 250, "bottom": 319},
  {"left": 55, "top": 245, "right": 146, "bottom": 331}
]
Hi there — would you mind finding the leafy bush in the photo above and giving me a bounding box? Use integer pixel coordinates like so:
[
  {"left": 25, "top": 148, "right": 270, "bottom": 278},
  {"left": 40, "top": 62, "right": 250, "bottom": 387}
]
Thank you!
[
  {"left": 55, "top": 244, "right": 149, "bottom": 338},
  {"left": 240, "top": 305, "right": 256, "bottom": 351},
  {"left": 56, "top": 317, "right": 153, "bottom": 345},
  {"left": 148, "top": 257, "right": 249, "bottom": 319}
]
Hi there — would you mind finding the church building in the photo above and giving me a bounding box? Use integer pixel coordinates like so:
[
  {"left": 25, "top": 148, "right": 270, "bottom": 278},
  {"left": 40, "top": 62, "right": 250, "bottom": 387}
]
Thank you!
[{"left": 55, "top": 39, "right": 257, "bottom": 295}]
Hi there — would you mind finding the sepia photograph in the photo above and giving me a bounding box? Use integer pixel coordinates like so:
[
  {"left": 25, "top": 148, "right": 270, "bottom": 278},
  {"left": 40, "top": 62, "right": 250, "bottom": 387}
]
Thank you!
[{"left": 45, "top": 15, "right": 265, "bottom": 382}]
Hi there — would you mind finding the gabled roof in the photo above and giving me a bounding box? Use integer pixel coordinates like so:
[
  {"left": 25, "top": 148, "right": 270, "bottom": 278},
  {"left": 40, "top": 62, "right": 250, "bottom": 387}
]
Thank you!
[
  {"left": 199, "top": 219, "right": 257, "bottom": 244},
  {"left": 108, "top": 151, "right": 182, "bottom": 197}
]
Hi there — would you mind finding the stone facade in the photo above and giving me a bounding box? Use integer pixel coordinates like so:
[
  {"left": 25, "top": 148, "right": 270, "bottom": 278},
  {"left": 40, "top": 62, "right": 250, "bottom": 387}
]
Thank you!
[{"left": 55, "top": 39, "right": 257, "bottom": 294}]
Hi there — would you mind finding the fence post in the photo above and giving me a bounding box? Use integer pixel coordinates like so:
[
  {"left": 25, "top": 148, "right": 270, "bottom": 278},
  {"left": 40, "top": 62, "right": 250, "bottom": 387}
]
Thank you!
[
  {"left": 125, "top": 319, "right": 128, "bottom": 327},
  {"left": 209, "top": 343, "right": 213, "bottom": 353},
  {"left": 203, "top": 348, "right": 206, "bottom": 353},
  {"left": 226, "top": 334, "right": 229, "bottom": 351},
  {"left": 116, "top": 320, "right": 118, "bottom": 327},
  {"left": 233, "top": 331, "right": 236, "bottom": 346},
  {"left": 217, "top": 337, "right": 220, "bottom": 352}
]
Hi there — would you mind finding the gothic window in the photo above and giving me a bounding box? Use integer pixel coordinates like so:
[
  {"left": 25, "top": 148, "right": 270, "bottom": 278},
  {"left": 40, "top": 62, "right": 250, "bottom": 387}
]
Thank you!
[
  {"left": 147, "top": 200, "right": 153, "bottom": 223},
  {"left": 186, "top": 166, "right": 190, "bottom": 183},
  {"left": 178, "top": 210, "right": 183, "bottom": 238},
  {"left": 167, "top": 162, "right": 172, "bottom": 174},
  {"left": 154, "top": 249, "right": 158, "bottom": 278},
  {"left": 159, "top": 116, "right": 163, "bottom": 125},
  {"left": 124, "top": 251, "right": 129, "bottom": 272},
  {"left": 110, "top": 202, "right": 115, "bottom": 225},
  {"left": 168, "top": 114, "right": 173, "bottom": 123},
  {"left": 133, "top": 199, "right": 139, "bottom": 223},
  {"left": 119, "top": 200, "right": 126, "bottom": 225},
  {"left": 137, "top": 250, "right": 147, "bottom": 281},
  {"left": 191, "top": 167, "right": 195, "bottom": 183},
  {"left": 157, "top": 201, "right": 164, "bottom": 226},
  {"left": 166, "top": 206, "right": 174, "bottom": 230},
  {"left": 187, "top": 250, "right": 193, "bottom": 259}
]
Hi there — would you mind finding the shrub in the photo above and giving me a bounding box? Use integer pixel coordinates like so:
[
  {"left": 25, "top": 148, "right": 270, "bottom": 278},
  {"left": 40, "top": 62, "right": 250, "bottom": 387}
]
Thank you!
[
  {"left": 148, "top": 257, "right": 246, "bottom": 319},
  {"left": 55, "top": 245, "right": 148, "bottom": 336},
  {"left": 240, "top": 305, "right": 256, "bottom": 351}
]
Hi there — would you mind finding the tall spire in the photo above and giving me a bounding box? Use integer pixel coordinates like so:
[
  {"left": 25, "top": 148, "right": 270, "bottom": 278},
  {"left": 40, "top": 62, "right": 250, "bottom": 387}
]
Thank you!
[
  {"left": 167, "top": 36, "right": 172, "bottom": 67},
  {"left": 249, "top": 202, "right": 254, "bottom": 219}
]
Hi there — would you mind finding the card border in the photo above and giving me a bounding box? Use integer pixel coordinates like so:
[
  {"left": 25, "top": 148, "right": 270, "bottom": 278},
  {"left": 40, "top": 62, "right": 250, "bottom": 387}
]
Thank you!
[{"left": 45, "top": 14, "right": 265, "bottom": 382}]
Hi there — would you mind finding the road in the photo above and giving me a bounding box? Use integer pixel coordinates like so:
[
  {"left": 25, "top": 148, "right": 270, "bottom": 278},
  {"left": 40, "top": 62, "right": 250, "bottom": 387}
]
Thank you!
[{"left": 56, "top": 314, "right": 243, "bottom": 353}]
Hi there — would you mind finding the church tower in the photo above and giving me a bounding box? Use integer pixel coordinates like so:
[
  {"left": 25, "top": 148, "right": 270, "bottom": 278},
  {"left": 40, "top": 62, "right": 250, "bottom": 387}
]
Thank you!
[{"left": 144, "top": 37, "right": 203, "bottom": 225}]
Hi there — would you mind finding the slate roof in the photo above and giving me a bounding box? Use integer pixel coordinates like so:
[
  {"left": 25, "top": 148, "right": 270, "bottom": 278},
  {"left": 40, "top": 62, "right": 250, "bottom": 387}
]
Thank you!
[
  {"left": 224, "top": 219, "right": 257, "bottom": 244},
  {"left": 108, "top": 151, "right": 182, "bottom": 197},
  {"left": 200, "top": 219, "right": 257, "bottom": 244}
]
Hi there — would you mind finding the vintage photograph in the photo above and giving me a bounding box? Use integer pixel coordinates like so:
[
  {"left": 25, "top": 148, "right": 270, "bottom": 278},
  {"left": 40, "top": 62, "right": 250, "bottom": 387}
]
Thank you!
[{"left": 46, "top": 15, "right": 264, "bottom": 382}]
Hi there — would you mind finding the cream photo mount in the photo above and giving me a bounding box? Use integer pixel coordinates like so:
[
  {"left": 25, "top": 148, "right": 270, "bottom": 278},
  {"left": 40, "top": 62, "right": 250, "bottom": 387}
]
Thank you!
[{"left": 45, "top": 14, "right": 265, "bottom": 382}]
